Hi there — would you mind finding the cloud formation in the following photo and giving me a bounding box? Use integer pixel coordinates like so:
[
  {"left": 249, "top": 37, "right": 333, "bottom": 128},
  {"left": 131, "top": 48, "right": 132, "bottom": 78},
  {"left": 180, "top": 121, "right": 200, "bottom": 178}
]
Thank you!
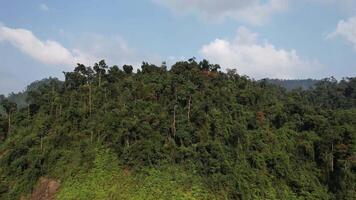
[
  {"left": 0, "top": 24, "right": 87, "bottom": 66},
  {"left": 153, "top": 0, "right": 287, "bottom": 25},
  {"left": 0, "top": 25, "right": 142, "bottom": 68},
  {"left": 327, "top": 16, "right": 356, "bottom": 50},
  {"left": 39, "top": 3, "right": 49, "bottom": 12},
  {"left": 200, "top": 27, "right": 322, "bottom": 79},
  {"left": 308, "top": 0, "right": 356, "bottom": 7},
  {"left": 71, "top": 33, "right": 139, "bottom": 66},
  {"left": 154, "top": 0, "right": 356, "bottom": 25}
]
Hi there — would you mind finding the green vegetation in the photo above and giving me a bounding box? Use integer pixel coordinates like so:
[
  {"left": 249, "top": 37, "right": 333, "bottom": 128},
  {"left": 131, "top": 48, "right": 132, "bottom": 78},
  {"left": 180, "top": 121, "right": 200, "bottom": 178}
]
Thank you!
[
  {"left": 57, "top": 148, "right": 213, "bottom": 200},
  {"left": 0, "top": 59, "right": 355, "bottom": 199},
  {"left": 0, "top": 77, "right": 60, "bottom": 115},
  {"left": 264, "top": 79, "right": 320, "bottom": 90}
]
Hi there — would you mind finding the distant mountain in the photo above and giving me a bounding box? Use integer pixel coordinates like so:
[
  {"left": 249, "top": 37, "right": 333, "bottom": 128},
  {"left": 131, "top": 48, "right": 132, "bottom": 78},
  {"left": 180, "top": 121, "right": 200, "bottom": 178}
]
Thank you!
[
  {"left": 264, "top": 78, "right": 320, "bottom": 90},
  {"left": 0, "top": 77, "right": 62, "bottom": 113}
]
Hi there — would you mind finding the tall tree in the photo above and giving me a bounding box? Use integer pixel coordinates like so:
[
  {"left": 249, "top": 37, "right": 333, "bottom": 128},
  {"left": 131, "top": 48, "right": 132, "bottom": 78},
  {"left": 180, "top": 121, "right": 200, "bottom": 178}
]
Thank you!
[
  {"left": 0, "top": 99, "right": 17, "bottom": 137},
  {"left": 123, "top": 64, "right": 133, "bottom": 74},
  {"left": 93, "top": 60, "right": 108, "bottom": 87}
]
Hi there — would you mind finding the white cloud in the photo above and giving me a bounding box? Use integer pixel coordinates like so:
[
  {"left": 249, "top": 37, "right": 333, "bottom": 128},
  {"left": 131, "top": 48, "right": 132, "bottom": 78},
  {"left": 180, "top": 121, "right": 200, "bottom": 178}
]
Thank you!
[
  {"left": 0, "top": 24, "right": 85, "bottom": 66},
  {"left": 308, "top": 0, "right": 356, "bottom": 6},
  {"left": 305, "top": 0, "right": 356, "bottom": 13},
  {"left": 154, "top": 0, "right": 356, "bottom": 24},
  {"left": 71, "top": 33, "right": 140, "bottom": 67},
  {"left": 153, "top": 0, "right": 288, "bottom": 25},
  {"left": 327, "top": 16, "right": 356, "bottom": 50},
  {"left": 0, "top": 25, "right": 144, "bottom": 68},
  {"left": 39, "top": 3, "right": 49, "bottom": 12},
  {"left": 200, "top": 27, "right": 322, "bottom": 79}
]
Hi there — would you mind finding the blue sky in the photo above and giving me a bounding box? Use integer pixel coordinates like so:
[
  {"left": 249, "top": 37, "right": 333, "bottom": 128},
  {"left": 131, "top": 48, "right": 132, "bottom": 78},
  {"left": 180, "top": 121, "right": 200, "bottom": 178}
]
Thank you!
[{"left": 0, "top": 0, "right": 356, "bottom": 94}]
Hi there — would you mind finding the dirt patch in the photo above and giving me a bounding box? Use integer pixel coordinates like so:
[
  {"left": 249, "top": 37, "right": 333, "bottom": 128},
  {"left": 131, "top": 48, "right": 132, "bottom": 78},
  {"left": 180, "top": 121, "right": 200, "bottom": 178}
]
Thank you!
[{"left": 27, "top": 177, "right": 60, "bottom": 200}]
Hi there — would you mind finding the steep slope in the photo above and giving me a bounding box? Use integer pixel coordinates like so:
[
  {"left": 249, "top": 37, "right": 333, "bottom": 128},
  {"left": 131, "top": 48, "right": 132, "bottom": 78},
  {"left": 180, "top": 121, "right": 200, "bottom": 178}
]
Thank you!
[{"left": 0, "top": 60, "right": 355, "bottom": 200}]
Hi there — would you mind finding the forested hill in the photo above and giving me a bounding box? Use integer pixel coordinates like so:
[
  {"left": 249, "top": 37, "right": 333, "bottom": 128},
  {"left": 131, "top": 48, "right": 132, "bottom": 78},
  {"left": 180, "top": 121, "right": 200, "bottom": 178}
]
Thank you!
[
  {"left": 0, "top": 77, "right": 60, "bottom": 108},
  {"left": 264, "top": 78, "right": 320, "bottom": 90},
  {"left": 0, "top": 77, "right": 318, "bottom": 113},
  {"left": 0, "top": 59, "right": 355, "bottom": 200}
]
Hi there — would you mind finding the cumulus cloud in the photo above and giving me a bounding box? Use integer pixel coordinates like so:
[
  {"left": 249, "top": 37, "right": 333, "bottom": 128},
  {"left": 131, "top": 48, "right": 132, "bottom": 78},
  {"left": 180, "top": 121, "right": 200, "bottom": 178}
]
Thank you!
[
  {"left": 71, "top": 33, "right": 138, "bottom": 66},
  {"left": 69, "top": 33, "right": 168, "bottom": 70},
  {"left": 154, "top": 0, "right": 356, "bottom": 24},
  {"left": 0, "top": 24, "right": 142, "bottom": 68},
  {"left": 305, "top": 0, "right": 356, "bottom": 13},
  {"left": 327, "top": 16, "right": 356, "bottom": 50},
  {"left": 153, "top": 0, "right": 288, "bottom": 25},
  {"left": 200, "top": 27, "right": 322, "bottom": 79},
  {"left": 308, "top": 0, "right": 356, "bottom": 7},
  {"left": 39, "top": 3, "right": 49, "bottom": 12},
  {"left": 0, "top": 24, "right": 86, "bottom": 66}
]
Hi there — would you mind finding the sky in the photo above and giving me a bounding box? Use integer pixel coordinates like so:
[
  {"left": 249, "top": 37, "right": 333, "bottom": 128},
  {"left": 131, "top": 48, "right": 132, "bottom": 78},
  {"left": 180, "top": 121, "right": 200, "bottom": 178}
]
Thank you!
[{"left": 0, "top": 0, "right": 356, "bottom": 95}]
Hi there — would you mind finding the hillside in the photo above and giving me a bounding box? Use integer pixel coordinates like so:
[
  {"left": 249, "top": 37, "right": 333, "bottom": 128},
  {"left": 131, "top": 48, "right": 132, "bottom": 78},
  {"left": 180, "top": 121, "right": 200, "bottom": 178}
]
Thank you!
[
  {"left": 0, "top": 78, "right": 319, "bottom": 115},
  {"left": 0, "top": 59, "right": 355, "bottom": 200},
  {"left": 264, "top": 79, "right": 320, "bottom": 91}
]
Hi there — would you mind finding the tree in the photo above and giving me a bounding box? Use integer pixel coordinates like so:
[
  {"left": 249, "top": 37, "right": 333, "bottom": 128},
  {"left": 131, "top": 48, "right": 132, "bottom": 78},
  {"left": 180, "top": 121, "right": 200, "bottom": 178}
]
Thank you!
[
  {"left": 123, "top": 65, "right": 133, "bottom": 74},
  {"left": 0, "top": 99, "right": 17, "bottom": 137},
  {"left": 199, "top": 59, "right": 210, "bottom": 71},
  {"left": 0, "top": 59, "right": 355, "bottom": 200},
  {"left": 210, "top": 64, "right": 221, "bottom": 72},
  {"left": 107, "top": 65, "right": 122, "bottom": 83},
  {"left": 141, "top": 62, "right": 160, "bottom": 74},
  {"left": 93, "top": 60, "right": 108, "bottom": 87}
]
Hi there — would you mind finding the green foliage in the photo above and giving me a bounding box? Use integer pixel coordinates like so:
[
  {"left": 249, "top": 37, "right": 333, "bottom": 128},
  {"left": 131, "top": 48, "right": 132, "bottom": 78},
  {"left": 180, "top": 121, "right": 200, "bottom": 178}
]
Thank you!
[
  {"left": 265, "top": 78, "right": 319, "bottom": 91},
  {"left": 123, "top": 64, "right": 133, "bottom": 74},
  {"left": 0, "top": 60, "right": 355, "bottom": 199},
  {"left": 57, "top": 148, "right": 214, "bottom": 200}
]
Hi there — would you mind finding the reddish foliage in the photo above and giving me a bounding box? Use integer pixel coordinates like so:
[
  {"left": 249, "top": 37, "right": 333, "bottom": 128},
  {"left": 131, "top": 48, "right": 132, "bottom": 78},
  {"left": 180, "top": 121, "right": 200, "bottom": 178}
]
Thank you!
[
  {"left": 26, "top": 177, "right": 60, "bottom": 200},
  {"left": 201, "top": 70, "right": 218, "bottom": 78},
  {"left": 256, "top": 111, "right": 265, "bottom": 127},
  {"left": 336, "top": 143, "right": 348, "bottom": 152}
]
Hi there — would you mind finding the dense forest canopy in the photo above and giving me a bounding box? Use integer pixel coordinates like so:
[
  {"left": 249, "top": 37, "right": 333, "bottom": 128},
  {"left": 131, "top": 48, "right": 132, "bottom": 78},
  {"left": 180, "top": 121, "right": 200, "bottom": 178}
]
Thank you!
[
  {"left": 0, "top": 59, "right": 355, "bottom": 200},
  {"left": 264, "top": 79, "right": 320, "bottom": 91}
]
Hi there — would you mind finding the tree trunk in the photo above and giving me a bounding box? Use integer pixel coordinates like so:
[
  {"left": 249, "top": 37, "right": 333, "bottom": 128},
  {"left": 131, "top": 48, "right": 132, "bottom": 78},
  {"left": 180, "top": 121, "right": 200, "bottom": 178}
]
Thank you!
[
  {"left": 99, "top": 73, "right": 101, "bottom": 87},
  {"left": 59, "top": 104, "right": 62, "bottom": 117},
  {"left": 104, "top": 88, "right": 107, "bottom": 113},
  {"left": 331, "top": 143, "right": 334, "bottom": 172},
  {"left": 187, "top": 95, "right": 191, "bottom": 122},
  {"left": 27, "top": 104, "right": 30, "bottom": 122},
  {"left": 172, "top": 105, "right": 177, "bottom": 138},
  {"left": 50, "top": 85, "right": 55, "bottom": 116},
  {"left": 7, "top": 114, "right": 11, "bottom": 135},
  {"left": 126, "top": 136, "right": 130, "bottom": 147},
  {"left": 40, "top": 136, "right": 43, "bottom": 151},
  {"left": 175, "top": 87, "right": 178, "bottom": 102},
  {"left": 89, "top": 83, "right": 92, "bottom": 117}
]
